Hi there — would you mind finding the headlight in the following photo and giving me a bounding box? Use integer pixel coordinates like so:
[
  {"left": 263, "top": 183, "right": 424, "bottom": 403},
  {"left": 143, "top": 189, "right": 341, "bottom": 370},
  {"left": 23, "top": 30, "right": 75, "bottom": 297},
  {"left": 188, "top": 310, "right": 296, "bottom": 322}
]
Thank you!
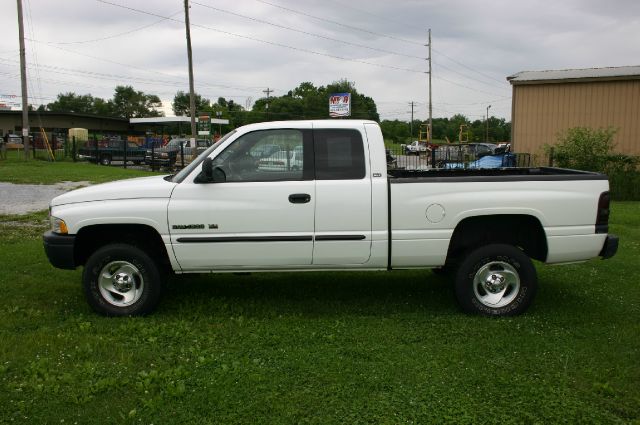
[{"left": 50, "top": 216, "right": 68, "bottom": 234}]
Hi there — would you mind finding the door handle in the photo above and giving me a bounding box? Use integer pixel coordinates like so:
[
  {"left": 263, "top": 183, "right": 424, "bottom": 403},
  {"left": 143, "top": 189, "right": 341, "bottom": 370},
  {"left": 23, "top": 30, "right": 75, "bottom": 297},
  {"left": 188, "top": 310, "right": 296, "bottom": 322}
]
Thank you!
[{"left": 289, "top": 193, "right": 311, "bottom": 204}]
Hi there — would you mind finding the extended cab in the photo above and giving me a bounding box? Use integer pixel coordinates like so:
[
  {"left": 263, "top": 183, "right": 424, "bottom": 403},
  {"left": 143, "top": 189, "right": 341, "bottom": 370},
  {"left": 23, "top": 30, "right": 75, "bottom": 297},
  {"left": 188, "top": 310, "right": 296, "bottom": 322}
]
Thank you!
[{"left": 43, "top": 120, "right": 618, "bottom": 317}]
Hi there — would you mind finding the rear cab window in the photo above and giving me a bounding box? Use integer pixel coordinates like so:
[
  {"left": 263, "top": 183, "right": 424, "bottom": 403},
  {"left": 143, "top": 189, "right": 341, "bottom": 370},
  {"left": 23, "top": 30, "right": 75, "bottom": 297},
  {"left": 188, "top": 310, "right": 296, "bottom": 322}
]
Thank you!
[{"left": 313, "top": 129, "right": 366, "bottom": 180}]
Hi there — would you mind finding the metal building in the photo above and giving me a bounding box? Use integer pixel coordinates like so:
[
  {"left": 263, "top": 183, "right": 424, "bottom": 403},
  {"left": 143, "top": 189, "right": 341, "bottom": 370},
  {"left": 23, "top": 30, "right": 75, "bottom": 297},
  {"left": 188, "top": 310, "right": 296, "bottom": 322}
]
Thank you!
[{"left": 508, "top": 66, "right": 640, "bottom": 157}]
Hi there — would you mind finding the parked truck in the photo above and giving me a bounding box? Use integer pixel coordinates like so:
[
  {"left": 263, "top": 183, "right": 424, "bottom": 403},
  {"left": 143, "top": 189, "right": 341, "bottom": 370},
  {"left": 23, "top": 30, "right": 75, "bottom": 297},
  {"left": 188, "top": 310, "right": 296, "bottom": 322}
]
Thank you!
[
  {"left": 44, "top": 120, "right": 618, "bottom": 317},
  {"left": 78, "top": 139, "right": 146, "bottom": 165},
  {"left": 145, "top": 137, "right": 212, "bottom": 168}
]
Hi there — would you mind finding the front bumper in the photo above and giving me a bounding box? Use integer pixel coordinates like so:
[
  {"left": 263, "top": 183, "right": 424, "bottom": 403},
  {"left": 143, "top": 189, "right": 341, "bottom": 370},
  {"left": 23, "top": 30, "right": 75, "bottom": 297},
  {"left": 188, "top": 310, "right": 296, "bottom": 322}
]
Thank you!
[
  {"left": 599, "top": 234, "right": 619, "bottom": 259},
  {"left": 43, "top": 231, "right": 76, "bottom": 270}
]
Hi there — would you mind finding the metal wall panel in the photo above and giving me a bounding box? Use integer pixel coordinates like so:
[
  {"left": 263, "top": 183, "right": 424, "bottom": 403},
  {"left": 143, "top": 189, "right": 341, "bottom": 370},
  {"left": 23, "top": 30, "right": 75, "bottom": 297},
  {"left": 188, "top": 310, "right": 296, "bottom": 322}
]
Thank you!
[{"left": 512, "top": 80, "right": 640, "bottom": 157}]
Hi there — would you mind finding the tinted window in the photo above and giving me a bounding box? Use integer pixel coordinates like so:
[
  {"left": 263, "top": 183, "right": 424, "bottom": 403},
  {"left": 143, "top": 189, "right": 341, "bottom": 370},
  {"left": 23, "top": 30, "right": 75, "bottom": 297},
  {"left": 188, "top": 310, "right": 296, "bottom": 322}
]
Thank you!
[
  {"left": 210, "top": 129, "right": 310, "bottom": 182},
  {"left": 314, "top": 129, "right": 366, "bottom": 180}
]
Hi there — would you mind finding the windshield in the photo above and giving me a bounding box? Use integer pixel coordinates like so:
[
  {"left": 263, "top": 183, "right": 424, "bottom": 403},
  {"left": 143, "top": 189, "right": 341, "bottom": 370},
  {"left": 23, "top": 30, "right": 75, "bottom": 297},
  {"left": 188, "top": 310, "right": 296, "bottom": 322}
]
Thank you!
[{"left": 171, "top": 130, "right": 237, "bottom": 183}]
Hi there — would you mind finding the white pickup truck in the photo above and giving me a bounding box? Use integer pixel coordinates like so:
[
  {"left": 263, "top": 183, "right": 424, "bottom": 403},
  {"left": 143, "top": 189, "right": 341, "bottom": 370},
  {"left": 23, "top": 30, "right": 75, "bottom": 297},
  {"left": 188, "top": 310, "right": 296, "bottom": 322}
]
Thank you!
[
  {"left": 402, "top": 140, "right": 429, "bottom": 155},
  {"left": 43, "top": 120, "right": 618, "bottom": 317}
]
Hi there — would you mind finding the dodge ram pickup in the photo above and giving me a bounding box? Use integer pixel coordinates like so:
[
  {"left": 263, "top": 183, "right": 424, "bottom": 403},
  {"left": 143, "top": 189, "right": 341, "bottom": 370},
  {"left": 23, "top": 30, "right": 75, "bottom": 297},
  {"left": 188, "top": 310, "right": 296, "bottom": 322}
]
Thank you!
[{"left": 43, "top": 120, "right": 619, "bottom": 317}]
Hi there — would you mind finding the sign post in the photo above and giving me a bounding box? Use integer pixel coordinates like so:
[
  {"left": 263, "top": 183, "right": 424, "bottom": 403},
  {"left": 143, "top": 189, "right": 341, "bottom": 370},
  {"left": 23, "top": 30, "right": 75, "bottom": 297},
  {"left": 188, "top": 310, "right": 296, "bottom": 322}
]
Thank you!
[
  {"left": 329, "top": 93, "right": 351, "bottom": 118},
  {"left": 197, "top": 113, "right": 211, "bottom": 137}
]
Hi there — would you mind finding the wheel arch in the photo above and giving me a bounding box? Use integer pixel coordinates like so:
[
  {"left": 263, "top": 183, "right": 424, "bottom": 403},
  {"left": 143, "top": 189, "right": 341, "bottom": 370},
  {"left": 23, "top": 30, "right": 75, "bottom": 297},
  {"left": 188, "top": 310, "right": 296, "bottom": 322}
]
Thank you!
[
  {"left": 445, "top": 214, "right": 548, "bottom": 264},
  {"left": 74, "top": 223, "right": 173, "bottom": 271}
]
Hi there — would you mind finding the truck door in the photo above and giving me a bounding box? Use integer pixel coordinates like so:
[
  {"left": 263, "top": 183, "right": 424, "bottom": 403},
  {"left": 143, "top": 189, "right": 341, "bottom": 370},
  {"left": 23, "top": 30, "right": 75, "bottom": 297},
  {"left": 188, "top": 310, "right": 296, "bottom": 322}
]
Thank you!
[
  {"left": 168, "top": 126, "right": 316, "bottom": 270},
  {"left": 312, "top": 127, "right": 372, "bottom": 265}
]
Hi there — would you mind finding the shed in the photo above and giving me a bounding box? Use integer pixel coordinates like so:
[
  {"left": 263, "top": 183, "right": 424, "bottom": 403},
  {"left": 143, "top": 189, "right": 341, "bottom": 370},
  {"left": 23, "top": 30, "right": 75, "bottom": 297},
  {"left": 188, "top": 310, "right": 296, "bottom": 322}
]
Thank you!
[{"left": 507, "top": 65, "right": 640, "bottom": 157}]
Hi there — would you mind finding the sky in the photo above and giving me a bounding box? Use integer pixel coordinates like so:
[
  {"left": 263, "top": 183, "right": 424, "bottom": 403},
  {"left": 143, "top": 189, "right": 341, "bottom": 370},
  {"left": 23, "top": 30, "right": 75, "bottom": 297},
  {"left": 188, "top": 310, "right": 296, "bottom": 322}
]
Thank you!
[{"left": 0, "top": 0, "right": 638, "bottom": 122}]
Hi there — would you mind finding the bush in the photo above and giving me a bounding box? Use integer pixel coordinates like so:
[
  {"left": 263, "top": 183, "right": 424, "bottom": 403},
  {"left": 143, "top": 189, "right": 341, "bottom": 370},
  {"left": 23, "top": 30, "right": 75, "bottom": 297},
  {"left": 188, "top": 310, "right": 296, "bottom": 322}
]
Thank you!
[
  {"left": 545, "top": 127, "right": 640, "bottom": 200},
  {"left": 547, "top": 127, "right": 617, "bottom": 171}
]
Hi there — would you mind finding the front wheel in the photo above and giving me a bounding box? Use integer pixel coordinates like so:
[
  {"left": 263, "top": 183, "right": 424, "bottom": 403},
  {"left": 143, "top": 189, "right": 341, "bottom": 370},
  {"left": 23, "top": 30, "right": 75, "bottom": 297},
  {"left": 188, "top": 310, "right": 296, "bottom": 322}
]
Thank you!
[
  {"left": 454, "top": 244, "right": 537, "bottom": 316},
  {"left": 83, "top": 244, "right": 164, "bottom": 316},
  {"left": 100, "top": 155, "right": 112, "bottom": 166}
]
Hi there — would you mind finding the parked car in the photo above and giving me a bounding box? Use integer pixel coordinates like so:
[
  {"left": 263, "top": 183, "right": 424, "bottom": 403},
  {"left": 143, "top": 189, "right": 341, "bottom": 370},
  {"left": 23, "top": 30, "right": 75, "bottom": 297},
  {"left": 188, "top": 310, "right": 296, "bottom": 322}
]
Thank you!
[
  {"left": 249, "top": 143, "right": 280, "bottom": 159},
  {"left": 3, "top": 134, "right": 33, "bottom": 146},
  {"left": 78, "top": 139, "right": 146, "bottom": 165},
  {"left": 257, "top": 147, "right": 304, "bottom": 171}
]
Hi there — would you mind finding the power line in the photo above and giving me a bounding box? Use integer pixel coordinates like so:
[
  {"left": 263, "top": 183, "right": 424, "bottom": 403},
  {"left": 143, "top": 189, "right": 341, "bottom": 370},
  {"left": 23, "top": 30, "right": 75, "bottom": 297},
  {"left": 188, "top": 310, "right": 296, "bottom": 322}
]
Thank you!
[
  {"left": 435, "top": 96, "right": 511, "bottom": 106},
  {"left": 432, "top": 47, "right": 505, "bottom": 85},
  {"left": 434, "top": 59, "right": 509, "bottom": 91},
  {"left": 312, "top": 1, "right": 511, "bottom": 87},
  {"left": 322, "top": 0, "right": 429, "bottom": 33},
  {"left": 193, "top": 1, "right": 427, "bottom": 60},
  {"left": 15, "top": 42, "right": 269, "bottom": 94},
  {"left": 254, "top": 0, "right": 425, "bottom": 47},
  {"left": 0, "top": 59, "right": 256, "bottom": 100},
  {"left": 433, "top": 74, "right": 507, "bottom": 97},
  {"left": 42, "top": 10, "right": 182, "bottom": 45},
  {"left": 95, "top": 0, "right": 426, "bottom": 74}
]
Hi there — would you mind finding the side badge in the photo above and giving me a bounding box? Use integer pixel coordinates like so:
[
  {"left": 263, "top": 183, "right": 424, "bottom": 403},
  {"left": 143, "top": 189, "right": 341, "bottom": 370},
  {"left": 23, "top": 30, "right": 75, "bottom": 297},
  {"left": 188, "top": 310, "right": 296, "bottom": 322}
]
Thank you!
[{"left": 209, "top": 224, "right": 219, "bottom": 229}]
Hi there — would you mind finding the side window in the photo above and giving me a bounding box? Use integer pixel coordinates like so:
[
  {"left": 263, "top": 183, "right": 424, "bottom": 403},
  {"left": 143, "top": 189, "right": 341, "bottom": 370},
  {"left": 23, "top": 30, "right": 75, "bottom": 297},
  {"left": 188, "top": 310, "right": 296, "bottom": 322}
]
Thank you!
[
  {"left": 314, "top": 129, "right": 366, "bottom": 180},
  {"left": 211, "top": 129, "right": 308, "bottom": 182}
]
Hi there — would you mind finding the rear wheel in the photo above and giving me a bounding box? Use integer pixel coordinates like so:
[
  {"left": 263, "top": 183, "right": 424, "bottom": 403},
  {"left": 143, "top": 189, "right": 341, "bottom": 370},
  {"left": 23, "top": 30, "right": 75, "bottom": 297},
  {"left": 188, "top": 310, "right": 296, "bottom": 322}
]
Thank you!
[
  {"left": 83, "top": 244, "right": 163, "bottom": 316},
  {"left": 454, "top": 244, "right": 537, "bottom": 316},
  {"left": 100, "top": 155, "right": 112, "bottom": 166}
]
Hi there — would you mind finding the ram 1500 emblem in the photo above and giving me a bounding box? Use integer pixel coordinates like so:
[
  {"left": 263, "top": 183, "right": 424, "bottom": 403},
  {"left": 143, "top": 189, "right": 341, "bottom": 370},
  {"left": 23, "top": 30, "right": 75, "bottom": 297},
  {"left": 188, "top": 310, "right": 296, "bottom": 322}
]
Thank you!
[{"left": 172, "top": 224, "right": 205, "bottom": 230}]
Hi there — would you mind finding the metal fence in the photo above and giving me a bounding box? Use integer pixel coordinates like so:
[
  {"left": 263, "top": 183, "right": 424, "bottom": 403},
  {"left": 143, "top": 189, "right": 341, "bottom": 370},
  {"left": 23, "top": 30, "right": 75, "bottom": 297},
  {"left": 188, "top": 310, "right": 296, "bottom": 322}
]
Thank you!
[{"left": 386, "top": 144, "right": 531, "bottom": 171}]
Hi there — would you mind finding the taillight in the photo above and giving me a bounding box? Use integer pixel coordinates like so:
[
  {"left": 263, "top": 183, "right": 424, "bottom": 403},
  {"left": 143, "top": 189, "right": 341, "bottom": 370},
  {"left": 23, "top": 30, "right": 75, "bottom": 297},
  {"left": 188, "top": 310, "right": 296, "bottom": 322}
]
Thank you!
[{"left": 596, "top": 191, "right": 610, "bottom": 234}]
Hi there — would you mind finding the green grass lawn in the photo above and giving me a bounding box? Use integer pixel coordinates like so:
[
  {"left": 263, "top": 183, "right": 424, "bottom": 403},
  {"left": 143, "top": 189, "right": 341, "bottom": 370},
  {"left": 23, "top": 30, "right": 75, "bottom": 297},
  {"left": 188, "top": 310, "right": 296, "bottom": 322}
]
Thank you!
[
  {"left": 0, "top": 204, "right": 638, "bottom": 424},
  {"left": 0, "top": 155, "right": 161, "bottom": 184}
]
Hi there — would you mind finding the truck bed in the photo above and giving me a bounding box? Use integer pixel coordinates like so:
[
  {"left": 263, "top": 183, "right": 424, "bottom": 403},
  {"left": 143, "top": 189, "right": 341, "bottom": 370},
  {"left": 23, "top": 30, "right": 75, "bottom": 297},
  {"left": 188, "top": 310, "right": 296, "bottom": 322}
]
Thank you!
[{"left": 389, "top": 167, "right": 607, "bottom": 182}]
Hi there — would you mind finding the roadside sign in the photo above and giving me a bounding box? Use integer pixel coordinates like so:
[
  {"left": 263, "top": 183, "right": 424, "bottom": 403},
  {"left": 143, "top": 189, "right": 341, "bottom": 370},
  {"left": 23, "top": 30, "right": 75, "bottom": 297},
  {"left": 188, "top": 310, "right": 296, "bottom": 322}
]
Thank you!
[
  {"left": 329, "top": 93, "right": 351, "bottom": 118},
  {"left": 197, "top": 113, "right": 211, "bottom": 136}
]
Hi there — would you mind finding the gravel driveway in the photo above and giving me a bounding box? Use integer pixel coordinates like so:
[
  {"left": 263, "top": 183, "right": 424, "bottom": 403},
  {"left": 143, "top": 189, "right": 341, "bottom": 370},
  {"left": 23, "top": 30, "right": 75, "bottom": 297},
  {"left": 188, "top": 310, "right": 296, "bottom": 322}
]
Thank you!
[{"left": 0, "top": 181, "right": 91, "bottom": 215}]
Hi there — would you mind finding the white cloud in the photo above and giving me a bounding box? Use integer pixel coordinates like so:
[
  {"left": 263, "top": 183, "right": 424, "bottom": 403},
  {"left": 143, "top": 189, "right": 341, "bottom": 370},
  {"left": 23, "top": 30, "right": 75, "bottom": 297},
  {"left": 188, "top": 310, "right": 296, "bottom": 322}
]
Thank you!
[{"left": 0, "top": 0, "right": 638, "bottom": 121}]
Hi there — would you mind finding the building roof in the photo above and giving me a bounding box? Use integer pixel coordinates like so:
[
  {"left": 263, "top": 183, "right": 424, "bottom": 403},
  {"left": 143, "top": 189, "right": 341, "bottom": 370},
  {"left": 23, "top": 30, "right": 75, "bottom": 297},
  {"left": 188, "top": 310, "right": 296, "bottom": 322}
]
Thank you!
[
  {"left": 0, "top": 109, "right": 129, "bottom": 122},
  {"left": 130, "top": 116, "right": 229, "bottom": 125},
  {"left": 507, "top": 65, "right": 640, "bottom": 85}
]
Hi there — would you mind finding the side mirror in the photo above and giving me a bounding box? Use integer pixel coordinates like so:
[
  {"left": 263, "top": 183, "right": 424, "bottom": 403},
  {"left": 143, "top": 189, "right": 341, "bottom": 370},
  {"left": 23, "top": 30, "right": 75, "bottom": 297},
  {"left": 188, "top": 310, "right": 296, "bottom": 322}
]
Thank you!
[
  {"left": 202, "top": 157, "right": 214, "bottom": 180},
  {"left": 200, "top": 157, "right": 226, "bottom": 183}
]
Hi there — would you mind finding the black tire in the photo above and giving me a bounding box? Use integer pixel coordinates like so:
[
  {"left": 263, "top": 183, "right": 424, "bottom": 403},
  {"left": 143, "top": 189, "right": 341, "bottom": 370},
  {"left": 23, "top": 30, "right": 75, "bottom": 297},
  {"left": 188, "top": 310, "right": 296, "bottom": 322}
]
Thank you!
[
  {"left": 82, "top": 244, "right": 164, "bottom": 316},
  {"left": 100, "top": 155, "right": 111, "bottom": 166},
  {"left": 431, "top": 265, "right": 453, "bottom": 276},
  {"left": 454, "top": 244, "right": 537, "bottom": 316}
]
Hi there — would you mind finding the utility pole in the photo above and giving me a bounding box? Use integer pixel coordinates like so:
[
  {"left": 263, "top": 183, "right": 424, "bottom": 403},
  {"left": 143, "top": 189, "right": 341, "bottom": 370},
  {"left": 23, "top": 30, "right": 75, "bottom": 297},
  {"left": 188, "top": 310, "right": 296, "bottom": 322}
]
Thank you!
[
  {"left": 183, "top": 0, "right": 197, "bottom": 147},
  {"left": 409, "top": 101, "right": 415, "bottom": 139},
  {"left": 17, "top": 0, "right": 29, "bottom": 157},
  {"left": 486, "top": 105, "right": 492, "bottom": 142},
  {"left": 427, "top": 29, "right": 432, "bottom": 143},
  {"left": 263, "top": 87, "right": 273, "bottom": 120}
]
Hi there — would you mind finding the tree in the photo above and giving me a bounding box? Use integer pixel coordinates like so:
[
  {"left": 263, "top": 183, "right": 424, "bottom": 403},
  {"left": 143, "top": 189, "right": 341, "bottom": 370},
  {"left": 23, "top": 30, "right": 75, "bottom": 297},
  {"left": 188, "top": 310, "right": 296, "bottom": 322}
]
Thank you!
[
  {"left": 111, "top": 85, "right": 163, "bottom": 119},
  {"left": 93, "top": 97, "right": 114, "bottom": 116},
  {"left": 46, "top": 92, "right": 107, "bottom": 114},
  {"left": 380, "top": 120, "right": 411, "bottom": 144},
  {"left": 172, "top": 91, "right": 210, "bottom": 116},
  {"left": 249, "top": 80, "right": 379, "bottom": 123}
]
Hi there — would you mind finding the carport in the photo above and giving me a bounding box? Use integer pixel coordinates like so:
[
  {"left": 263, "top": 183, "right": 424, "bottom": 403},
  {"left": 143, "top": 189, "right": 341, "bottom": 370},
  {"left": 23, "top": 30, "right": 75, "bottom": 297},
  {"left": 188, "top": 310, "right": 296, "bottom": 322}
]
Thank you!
[{"left": 130, "top": 116, "right": 230, "bottom": 147}]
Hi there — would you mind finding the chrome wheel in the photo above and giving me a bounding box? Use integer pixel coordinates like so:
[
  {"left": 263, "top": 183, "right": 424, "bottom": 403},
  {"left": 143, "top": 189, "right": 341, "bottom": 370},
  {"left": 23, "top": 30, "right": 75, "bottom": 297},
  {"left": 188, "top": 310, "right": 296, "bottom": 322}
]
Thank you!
[
  {"left": 98, "top": 261, "right": 144, "bottom": 307},
  {"left": 472, "top": 261, "right": 520, "bottom": 308}
]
